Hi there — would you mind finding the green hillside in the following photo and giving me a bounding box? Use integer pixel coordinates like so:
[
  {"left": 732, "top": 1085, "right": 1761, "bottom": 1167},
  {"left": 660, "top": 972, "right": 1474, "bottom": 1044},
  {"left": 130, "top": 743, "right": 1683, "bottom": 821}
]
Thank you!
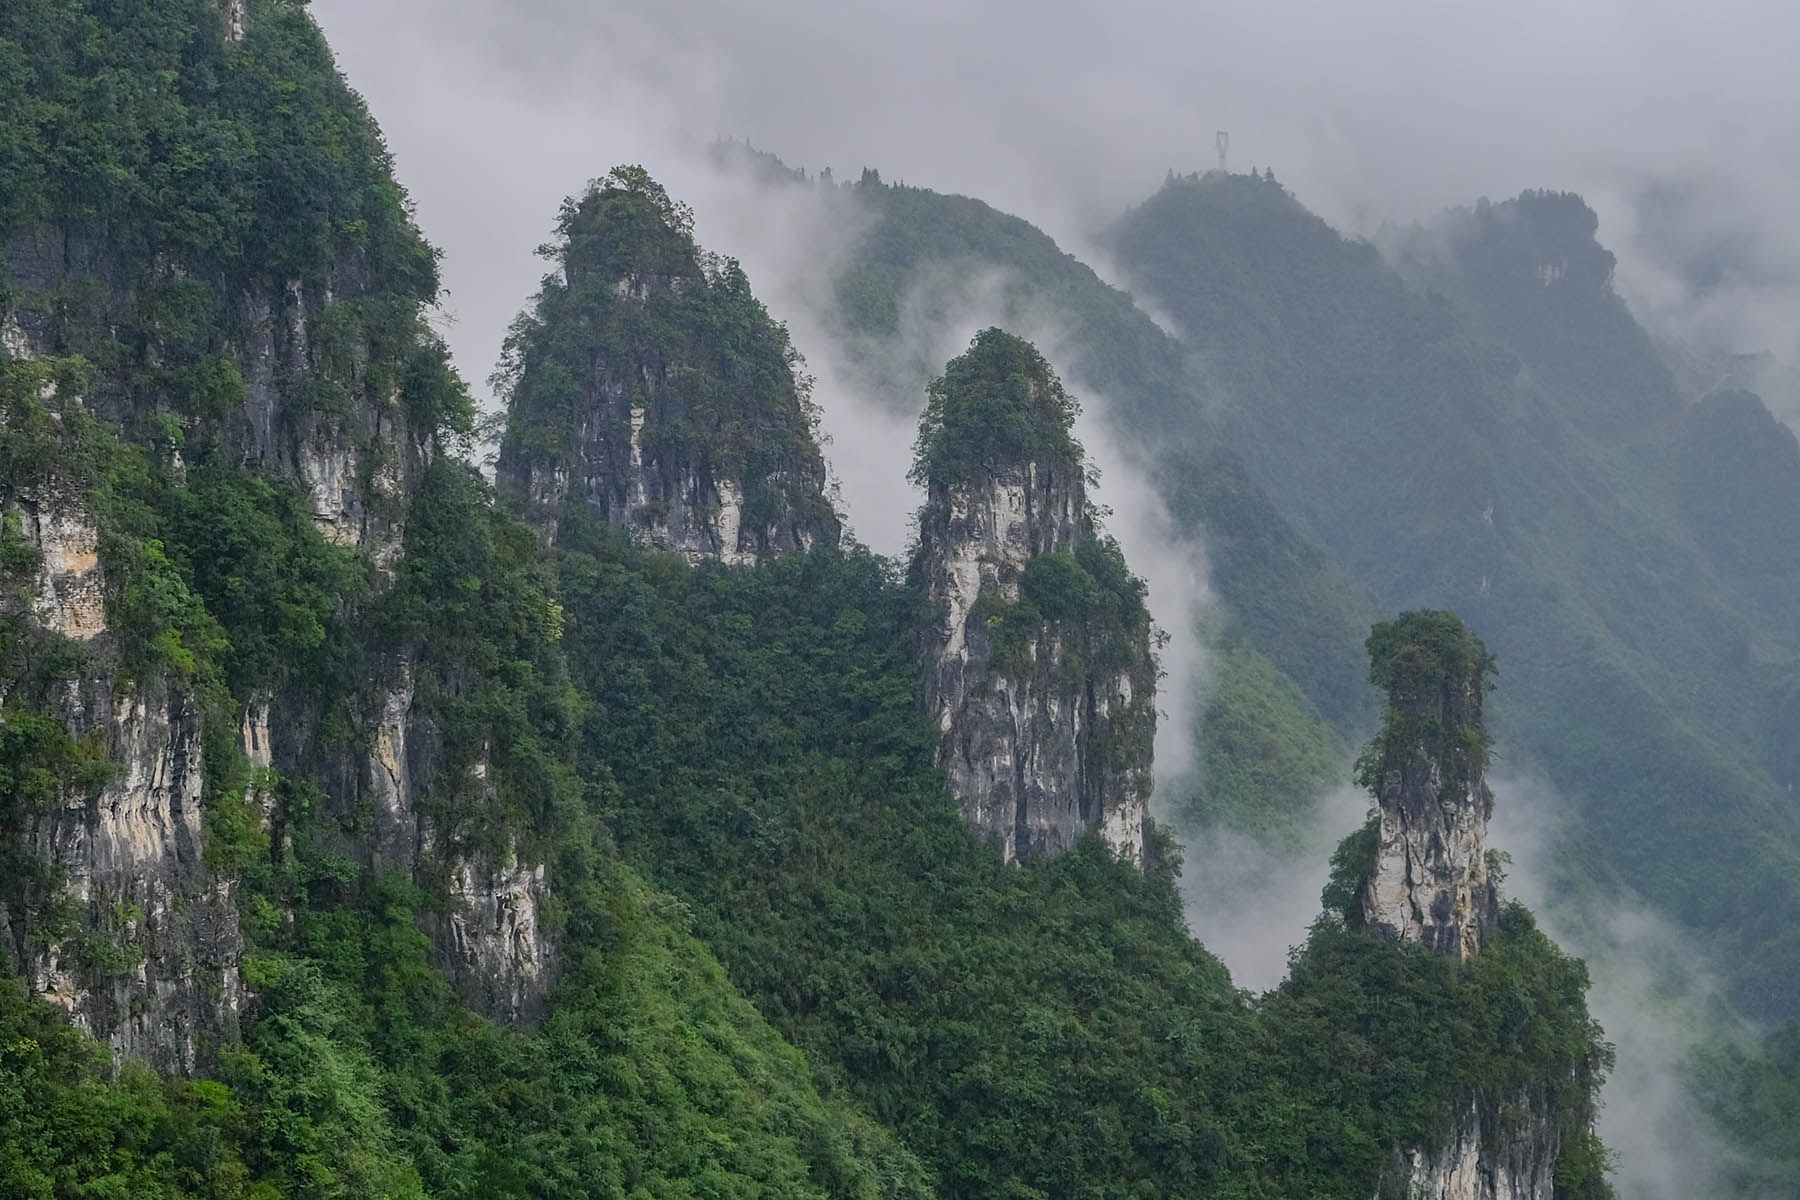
[
  {"left": 1, "top": 2, "right": 1739, "bottom": 1196},
  {"left": 1109, "top": 173, "right": 1800, "bottom": 1020}
]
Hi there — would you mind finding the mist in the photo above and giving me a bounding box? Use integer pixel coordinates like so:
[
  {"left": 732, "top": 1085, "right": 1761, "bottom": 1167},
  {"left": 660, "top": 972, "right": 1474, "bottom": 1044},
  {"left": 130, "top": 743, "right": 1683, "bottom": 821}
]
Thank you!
[
  {"left": 1491, "top": 776, "right": 1754, "bottom": 1200},
  {"left": 299, "top": 5, "right": 1794, "bottom": 1190},
  {"left": 1176, "top": 784, "right": 1367, "bottom": 992},
  {"left": 1165, "top": 765, "right": 1761, "bottom": 1198},
  {"left": 317, "top": 0, "right": 1800, "bottom": 434}
]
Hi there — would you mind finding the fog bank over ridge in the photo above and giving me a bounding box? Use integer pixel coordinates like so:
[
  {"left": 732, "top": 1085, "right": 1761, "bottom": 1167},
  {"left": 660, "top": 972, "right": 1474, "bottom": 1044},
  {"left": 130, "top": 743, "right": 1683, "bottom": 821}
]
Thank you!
[{"left": 315, "top": 0, "right": 1800, "bottom": 427}]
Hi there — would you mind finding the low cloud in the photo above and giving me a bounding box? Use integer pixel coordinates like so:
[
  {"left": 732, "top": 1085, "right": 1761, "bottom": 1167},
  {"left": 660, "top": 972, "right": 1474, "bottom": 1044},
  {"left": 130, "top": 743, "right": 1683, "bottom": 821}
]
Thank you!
[
  {"left": 314, "top": 0, "right": 1800, "bottom": 435},
  {"left": 1491, "top": 774, "right": 1754, "bottom": 1200},
  {"left": 1177, "top": 783, "right": 1367, "bottom": 993}
]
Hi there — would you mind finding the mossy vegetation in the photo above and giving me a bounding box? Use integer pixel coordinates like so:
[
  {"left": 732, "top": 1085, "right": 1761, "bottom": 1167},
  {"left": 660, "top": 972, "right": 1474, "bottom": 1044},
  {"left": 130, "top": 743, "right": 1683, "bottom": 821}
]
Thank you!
[
  {"left": 910, "top": 327, "right": 1083, "bottom": 490},
  {"left": 1353, "top": 610, "right": 1496, "bottom": 801},
  {"left": 496, "top": 165, "right": 835, "bottom": 542}
]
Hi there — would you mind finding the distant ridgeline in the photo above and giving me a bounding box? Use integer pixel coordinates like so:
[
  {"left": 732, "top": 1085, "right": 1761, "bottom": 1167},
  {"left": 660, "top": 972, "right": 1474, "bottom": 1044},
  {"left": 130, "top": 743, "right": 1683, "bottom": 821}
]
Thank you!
[
  {"left": 0, "top": 2, "right": 1622, "bottom": 1195},
  {"left": 1109, "top": 172, "right": 1800, "bottom": 1025}
]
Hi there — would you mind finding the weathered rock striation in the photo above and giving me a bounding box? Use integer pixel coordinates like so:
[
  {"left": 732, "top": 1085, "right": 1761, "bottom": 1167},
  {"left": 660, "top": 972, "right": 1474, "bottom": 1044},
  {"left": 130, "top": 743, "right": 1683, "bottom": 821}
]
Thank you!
[
  {"left": 0, "top": 226, "right": 428, "bottom": 568},
  {"left": 914, "top": 330, "right": 1155, "bottom": 865},
  {"left": 0, "top": 364, "right": 246, "bottom": 1073},
  {"left": 1379, "top": 1091, "right": 1560, "bottom": 1200},
  {"left": 496, "top": 167, "right": 838, "bottom": 561},
  {"left": 0, "top": 671, "right": 243, "bottom": 1077},
  {"left": 1357, "top": 610, "right": 1498, "bottom": 960},
  {"left": 0, "top": 9, "right": 548, "bottom": 1062}
]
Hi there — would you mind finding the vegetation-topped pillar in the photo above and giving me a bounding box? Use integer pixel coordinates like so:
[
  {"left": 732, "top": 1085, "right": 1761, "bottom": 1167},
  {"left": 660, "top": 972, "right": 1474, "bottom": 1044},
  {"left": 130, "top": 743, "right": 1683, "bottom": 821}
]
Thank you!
[
  {"left": 1356, "top": 610, "right": 1499, "bottom": 958},
  {"left": 912, "top": 329, "right": 1157, "bottom": 865},
  {"left": 494, "top": 166, "right": 839, "bottom": 562}
]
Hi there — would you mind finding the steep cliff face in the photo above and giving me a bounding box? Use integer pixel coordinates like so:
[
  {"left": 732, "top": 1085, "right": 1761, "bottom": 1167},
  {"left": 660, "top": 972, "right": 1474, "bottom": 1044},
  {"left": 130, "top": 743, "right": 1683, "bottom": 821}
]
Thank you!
[
  {"left": 496, "top": 167, "right": 838, "bottom": 561},
  {"left": 437, "top": 847, "right": 551, "bottom": 1025},
  {"left": 3, "top": 226, "right": 425, "bottom": 568},
  {"left": 355, "top": 668, "right": 552, "bottom": 1023},
  {"left": 914, "top": 330, "right": 1155, "bottom": 865},
  {"left": 3, "top": 678, "right": 242, "bottom": 1077},
  {"left": 1357, "top": 611, "right": 1498, "bottom": 960},
  {"left": 1382, "top": 1091, "right": 1560, "bottom": 1200},
  {"left": 0, "top": 0, "right": 551, "bottom": 1065},
  {"left": 0, "top": 363, "right": 246, "bottom": 1073}
]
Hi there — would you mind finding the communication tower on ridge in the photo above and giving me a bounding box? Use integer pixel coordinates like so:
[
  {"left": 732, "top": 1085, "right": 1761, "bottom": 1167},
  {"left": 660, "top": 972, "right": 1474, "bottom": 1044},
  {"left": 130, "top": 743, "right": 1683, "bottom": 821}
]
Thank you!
[{"left": 1216, "top": 131, "right": 1230, "bottom": 174}]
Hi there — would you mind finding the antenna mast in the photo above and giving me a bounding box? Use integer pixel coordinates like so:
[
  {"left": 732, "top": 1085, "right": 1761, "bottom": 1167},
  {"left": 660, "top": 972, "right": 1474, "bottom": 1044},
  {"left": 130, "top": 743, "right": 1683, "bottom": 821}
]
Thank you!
[{"left": 1216, "top": 130, "right": 1230, "bottom": 174}]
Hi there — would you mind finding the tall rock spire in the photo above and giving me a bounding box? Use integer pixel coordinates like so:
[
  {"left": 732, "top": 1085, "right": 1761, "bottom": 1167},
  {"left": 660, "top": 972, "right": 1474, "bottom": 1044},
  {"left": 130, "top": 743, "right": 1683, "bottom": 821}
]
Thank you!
[
  {"left": 495, "top": 166, "right": 839, "bottom": 561},
  {"left": 1356, "top": 610, "right": 1499, "bottom": 959},
  {"left": 913, "top": 329, "right": 1156, "bottom": 865}
]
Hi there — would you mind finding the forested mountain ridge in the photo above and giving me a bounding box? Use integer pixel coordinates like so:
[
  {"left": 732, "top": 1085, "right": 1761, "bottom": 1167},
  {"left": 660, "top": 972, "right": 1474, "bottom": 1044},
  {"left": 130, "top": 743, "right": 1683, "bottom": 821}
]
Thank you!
[
  {"left": 0, "top": 2, "right": 1648, "bottom": 1196},
  {"left": 1107, "top": 171, "right": 1800, "bottom": 1020},
  {"left": 703, "top": 152, "right": 1800, "bottom": 1189}
]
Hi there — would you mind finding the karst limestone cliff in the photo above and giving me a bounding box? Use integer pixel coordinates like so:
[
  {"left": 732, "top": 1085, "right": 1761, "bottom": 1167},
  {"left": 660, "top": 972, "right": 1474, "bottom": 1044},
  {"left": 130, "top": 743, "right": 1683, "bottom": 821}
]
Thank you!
[
  {"left": 0, "top": 9, "right": 550, "bottom": 1066},
  {"left": 1344, "top": 612, "right": 1575, "bottom": 1199},
  {"left": 1378, "top": 1091, "right": 1561, "bottom": 1200},
  {"left": 495, "top": 166, "right": 838, "bottom": 561},
  {"left": 1357, "top": 611, "right": 1498, "bottom": 960},
  {"left": 913, "top": 330, "right": 1155, "bottom": 865},
  {"left": 0, "top": 359, "right": 245, "bottom": 1075}
]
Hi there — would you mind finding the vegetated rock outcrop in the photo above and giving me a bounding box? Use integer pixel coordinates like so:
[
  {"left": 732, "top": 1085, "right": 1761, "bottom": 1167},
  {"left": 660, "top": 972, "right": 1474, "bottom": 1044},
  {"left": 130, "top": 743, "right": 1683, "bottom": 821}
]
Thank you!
[
  {"left": 1356, "top": 610, "right": 1499, "bottom": 960},
  {"left": 0, "top": 353, "right": 250, "bottom": 1076},
  {"left": 495, "top": 166, "right": 839, "bottom": 562},
  {"left": 0, "top": 4, "right": 551, "bottom": 1066},
  {"left": 913, "top": 329, "right": 1156, "bottom": 865},
  {"left": 1381, "top": 1089, "right": 1562, "bottom": 1200},
  {"left": 1334, "top": 612, "right": 1573, "bottom": 1200}
]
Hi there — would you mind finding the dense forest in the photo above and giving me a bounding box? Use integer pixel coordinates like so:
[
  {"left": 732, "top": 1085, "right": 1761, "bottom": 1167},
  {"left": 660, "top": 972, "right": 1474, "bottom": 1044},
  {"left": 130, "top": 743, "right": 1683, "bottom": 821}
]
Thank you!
[
  {"left": 705, "top": 148, "right": 1800, "bottom": 1192},
  {"left": 0, "top": 0, "right": 1795, "bottom": 1196}
]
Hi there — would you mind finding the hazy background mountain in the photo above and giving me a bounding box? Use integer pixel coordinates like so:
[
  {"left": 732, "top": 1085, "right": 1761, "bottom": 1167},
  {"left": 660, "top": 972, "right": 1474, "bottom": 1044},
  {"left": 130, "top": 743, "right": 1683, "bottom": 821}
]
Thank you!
[{"left": 311, "top": 0, "right": 1800, "bottom": 428}]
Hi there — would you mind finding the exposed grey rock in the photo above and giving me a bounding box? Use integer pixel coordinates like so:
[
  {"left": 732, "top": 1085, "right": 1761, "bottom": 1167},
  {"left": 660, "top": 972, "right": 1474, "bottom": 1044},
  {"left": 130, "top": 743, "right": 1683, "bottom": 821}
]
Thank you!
[
  {"left": 1363, "top": 742, "right": 1496, "bottom": 960},
  {"left": 240, "top": 280, "right": 412, "bottom": 565},
  {"left": 360, "top": 660, "right": 422, "bottom": 869},
  {"left": 0, "top": 677, "right": 242, "bottom": 1076},
  {"left": 1358, "top": 615, "right": 1497, "bottom": 961},
  {"left": 1380, "top": 1092, "right": 1559, "bottom": 1200},
  {"left": 220, "top": 0, "right": 247, "bottom": 43},
  {"left": 5, "top": 232, "right": 422, "bottom": 562},
  {"left": 436, "top": 842, "right": 552, "bottom": 1025},
  {"left": 515, "top": 383, "right": 828, "bottom": 565},
  {"left": 17, "top": 498, "right": 107, "bottom": 642},
  {"left": 1, "top": 311, "right": 30, "bottom": 360},
  {"left": 354, "top": 671, "right": 555, "bottom": 1023},
  {"left": 919, "top": 460, "right": 1155, "bottom": 866}
]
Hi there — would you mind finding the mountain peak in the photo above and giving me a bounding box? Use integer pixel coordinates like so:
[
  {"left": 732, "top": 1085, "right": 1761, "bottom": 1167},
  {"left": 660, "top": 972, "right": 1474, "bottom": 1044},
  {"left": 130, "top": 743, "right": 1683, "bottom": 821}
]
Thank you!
[
  {"left": 913, "top": 330, "right": 1156, "bottom": 866},
  {"left": 496, "top": 167, "right": 839, "bottom": 561}
]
